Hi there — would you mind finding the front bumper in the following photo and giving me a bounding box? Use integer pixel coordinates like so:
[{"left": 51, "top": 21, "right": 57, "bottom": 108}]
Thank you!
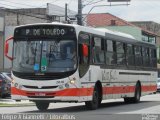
[{"left": 11, "top": 87, "right": 93, "bottom": 102}]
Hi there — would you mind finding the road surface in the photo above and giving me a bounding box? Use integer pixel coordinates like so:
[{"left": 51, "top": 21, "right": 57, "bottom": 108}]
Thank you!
[{"left": 0, "top": 94, "right": 160, "bottom": 120}]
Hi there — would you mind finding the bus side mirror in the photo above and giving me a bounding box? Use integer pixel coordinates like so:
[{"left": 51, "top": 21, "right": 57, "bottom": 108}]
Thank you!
[
  {"left": 5, "top": 36, "right": 13, "bottom": 61},
  {"left": 5, "top": 42, "right": 9, "bottom": 54},
  {"left": 82, "top": 44, "right": 88, "bottom": 57}
]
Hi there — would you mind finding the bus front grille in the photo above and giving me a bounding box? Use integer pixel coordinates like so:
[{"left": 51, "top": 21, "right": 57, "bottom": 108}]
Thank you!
[
  {"left": 23, "top": 85, "right": 58, "bottom": 89},
  {"left": 28, "top": 96, "right": 55, "bottom": 98}
]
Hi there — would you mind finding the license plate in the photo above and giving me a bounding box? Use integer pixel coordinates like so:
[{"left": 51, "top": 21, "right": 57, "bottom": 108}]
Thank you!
[{"left": 35, "top": 93, "right": 46, "bottom": 96}]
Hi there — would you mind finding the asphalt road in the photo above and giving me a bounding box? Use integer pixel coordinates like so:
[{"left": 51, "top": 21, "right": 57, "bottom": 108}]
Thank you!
[{"left": 0, "top": 94, "right": 160, "bottom": 120}]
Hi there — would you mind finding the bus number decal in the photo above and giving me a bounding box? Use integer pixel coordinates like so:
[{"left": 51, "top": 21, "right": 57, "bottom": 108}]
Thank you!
[{"left": 56, "top": 80, "right": 64, "bottom": 84}]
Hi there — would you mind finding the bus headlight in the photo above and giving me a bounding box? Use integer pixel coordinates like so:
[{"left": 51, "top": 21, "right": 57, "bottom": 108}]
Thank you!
[
  {"left": 69, "top": 77, "right": 76, "bottom": 84},
  {"left": 70, "top": 80, "right": 75, "bottom": 84}
]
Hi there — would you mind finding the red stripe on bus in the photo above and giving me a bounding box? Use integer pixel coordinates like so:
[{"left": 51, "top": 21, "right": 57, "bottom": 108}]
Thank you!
[
  {"left": 11, "top": 87, "right": 94, "bottom": 97},
  {"left": 103, "top": 86, "right": 135, "bottom": 94},
  {"left": 11, "top": 85, "right": 156, "bottom": 97},
  {"left": 141, "top": 85, "right": 157, "bottom": 92}
]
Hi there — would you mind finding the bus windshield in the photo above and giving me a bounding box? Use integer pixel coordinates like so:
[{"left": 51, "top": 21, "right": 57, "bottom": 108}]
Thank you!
[{"left": 13, "top": 39, "right": 77, "bottom": 73}]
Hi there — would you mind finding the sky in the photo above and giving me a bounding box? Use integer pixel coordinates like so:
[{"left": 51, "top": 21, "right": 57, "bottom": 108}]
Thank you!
[{"left": 0, "top": 0, "right": 160, "bottom": 23}]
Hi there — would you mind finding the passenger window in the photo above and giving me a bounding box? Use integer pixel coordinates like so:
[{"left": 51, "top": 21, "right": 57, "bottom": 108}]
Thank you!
[
  {"left": 105, "top": 40, "right": 116, "bottom": 65},
  {"left": 150, "top": 49, "right": 157, "bottom": 68},
  {"left": 92, "top": 37, "right": 105, "bottom": 64},
  {"left": 116, "top": 42, "right": 126, "bottom": 65},
  {"left": 135, "top": 46, "right": 142, "bottom": 66},
  {"left": 142, "top": 47, "right": 149, "bottom": 67},
  {"left": 126, "top": 44, "right": 135, "bottom": 66}
]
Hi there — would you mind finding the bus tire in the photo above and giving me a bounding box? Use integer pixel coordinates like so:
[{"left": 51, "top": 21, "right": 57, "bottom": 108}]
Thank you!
[
  {"left": 85, "top": 86, "right": 99, "bottom": 110},
  {"left": 132, "top": 83, "right": 141, "bottom": 103},
  {"left": 124, "top": 83, "right": 141, "bottom": 103},
  {"left": 35, "top": 102, "right": 50, "bottom": 111}
]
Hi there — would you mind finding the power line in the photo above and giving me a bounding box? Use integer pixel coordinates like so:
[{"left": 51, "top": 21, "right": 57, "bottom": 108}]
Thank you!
[
  {"left": 83, "top": 0, "right": 96, "bottom": 5},
  {"left": 82, "top": 0, "right": 106, "bottom": 8},
  {"left": 84, "top": 0, "right": 94, "bottom": 3},
  {"left": 0, "top": 2, "right": 22, "bottom": 8},
  {"left": 1, "top": 0, "right": 38, "bottom": 8},
  {"left": 0, "top": 0, "right": 76, "bottom": 25},
  {"left": 82, "top": 3, "right": 130, "bottom": 22},
  {"left": 85, "top": 0, "right": 106, "bottom": 6},
  {"left": 0, "top": 2, "right": 70, "bottom": 16},
  {"left": 0, "top": 0, "right": 61, "bottom": 9},
  {"left": 82, "top": 0, "right": 94, "bottom": 7}
]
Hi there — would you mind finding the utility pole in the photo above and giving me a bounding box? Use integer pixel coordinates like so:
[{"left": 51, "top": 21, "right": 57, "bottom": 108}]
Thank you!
[
  {"left": 65, "top": 3, "right": 68, "bottom": 22},
  {"left": 77, "top": 0, "right": 82, "bottom": 25}
]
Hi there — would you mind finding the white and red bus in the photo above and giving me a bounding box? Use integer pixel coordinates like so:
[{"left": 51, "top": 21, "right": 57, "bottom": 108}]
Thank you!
[{"left": 5, "top": 22, "right": 157, "bottom": 110}]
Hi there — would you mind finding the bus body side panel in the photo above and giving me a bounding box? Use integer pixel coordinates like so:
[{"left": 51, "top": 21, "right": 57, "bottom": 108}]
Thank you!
[{"left": 87, "top": 65, "right": 157, "bottom": 101}]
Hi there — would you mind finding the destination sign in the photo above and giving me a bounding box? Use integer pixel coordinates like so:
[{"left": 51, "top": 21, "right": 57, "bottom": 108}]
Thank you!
[
  {"left": 14, "top": 25, "right": 76, "bottom": 38},
  {"left": 25, "top": 28, "right": 65, "bottom": 36}
]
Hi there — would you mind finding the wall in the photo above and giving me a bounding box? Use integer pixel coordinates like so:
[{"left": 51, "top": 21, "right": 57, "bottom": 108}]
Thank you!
[
  {"left": 101, "top": 26, "right": 142, "bottom": 41},
  {"left": 131, "top": 21, "right": 160, "bottom": 60},
  {"left": 4, "top": 26, "right": 15, "bottom": 71},
  {"left": 4, "top": 9, "right": 48, "bottom": 26},
  {"left": 0, "top": 17, "right": 4, "bottom": 72}
]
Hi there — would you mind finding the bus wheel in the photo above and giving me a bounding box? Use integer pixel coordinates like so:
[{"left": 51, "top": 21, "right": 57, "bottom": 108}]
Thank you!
[
  {"left": 124, "top": 83, "right": 141, "bottom": 103},
  {"left": 35, "top": 102, "right": 50, "bottom": 111},
  {"left": 85, "top": 86, "right": 99, "bottom": 110},
  {"left": 132, "top": 83, "right": 141, "bottom": 103}
]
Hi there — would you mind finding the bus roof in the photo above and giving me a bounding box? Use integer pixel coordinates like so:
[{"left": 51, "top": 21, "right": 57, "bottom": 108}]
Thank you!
[
  {"left": 96, "top": 28, "right": 135, "bottom": 39},
  {"left": 15, "top": 22, "right": 156, "bottom": 48}
]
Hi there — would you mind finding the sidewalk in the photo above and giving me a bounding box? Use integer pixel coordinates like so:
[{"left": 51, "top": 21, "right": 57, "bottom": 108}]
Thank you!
[{"left": 0, "top": 98, "right": 35, "bottom": 107}]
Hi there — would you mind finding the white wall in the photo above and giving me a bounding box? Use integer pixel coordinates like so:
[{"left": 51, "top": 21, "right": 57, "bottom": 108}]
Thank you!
[
  {"left": 0, "top": 17, "right": 4, "bottom": 31},
  {"left": 0, "top": 17, "right": 4, "bottom": 71},
  {"left": 4, "top": 26, "right": 15, "bottom": 70}
]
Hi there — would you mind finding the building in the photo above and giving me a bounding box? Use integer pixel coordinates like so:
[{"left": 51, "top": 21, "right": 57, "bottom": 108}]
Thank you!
[
  {"left": 0, "top": 4, "right": 77, "bottom": 72},
  {"left": 86, "top": 13, "right": 157, "bottom": 44},
  {"left": 131, "top": 21, "right": 160, "bottom": 61},
  {"left": 86, "top": 13, "right": 160, "bottom": 68}
]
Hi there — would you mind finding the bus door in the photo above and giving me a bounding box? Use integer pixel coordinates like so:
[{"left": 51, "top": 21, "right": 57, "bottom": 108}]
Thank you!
[{"left": 78, "top": 32, "right": 91, "bottom": 98}]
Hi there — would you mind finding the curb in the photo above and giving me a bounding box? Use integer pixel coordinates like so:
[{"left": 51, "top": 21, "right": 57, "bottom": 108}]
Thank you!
[
  {"left": 0, "top": 103, "right": 35, "bottom": 107},
  {"left": 0, "top": 99, "right": 35, "bottom": 107}
]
